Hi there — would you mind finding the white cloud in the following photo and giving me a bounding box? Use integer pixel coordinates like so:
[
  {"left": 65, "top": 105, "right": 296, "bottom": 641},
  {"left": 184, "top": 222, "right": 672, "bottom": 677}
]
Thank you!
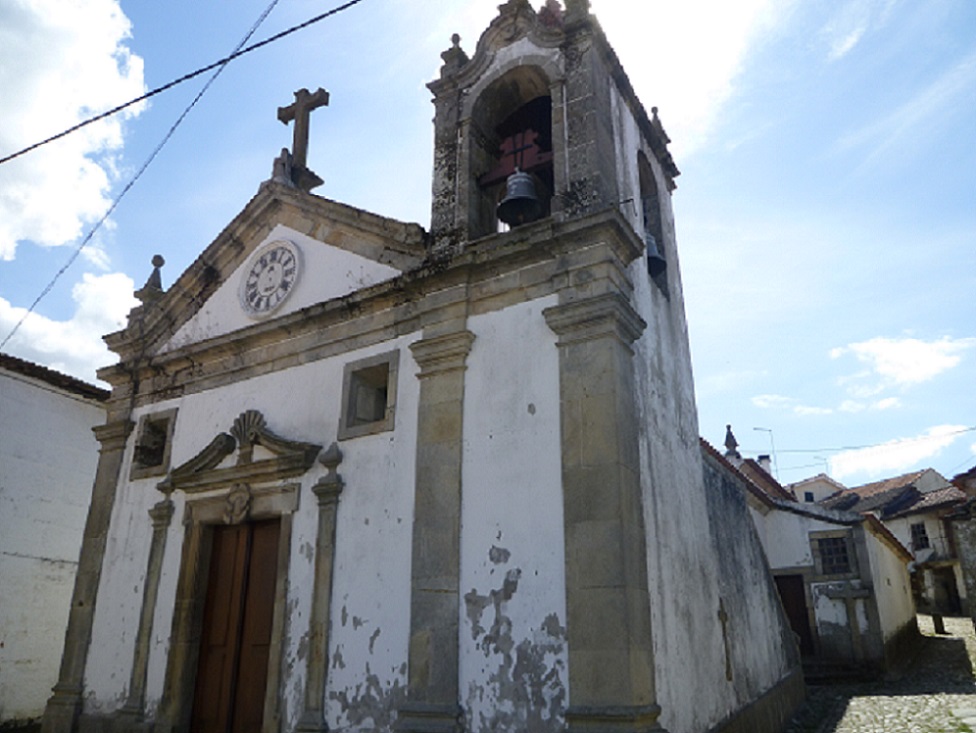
[
  {"left": 831, "top": 424, "right": 969, "bottom": 480},
  {"left": 0, "top": 0, "right": 145, "bottom": 260},
  {"left": 0, "top": 272, "right": 137, "bottom": 384},
  {"left": 839, "top": 400, "right": 865, "bottom": 413},
  {"left": 872, "top": 397, "right": 901, "bottom": 411},
  {"left": 592, "top": 0, "right": 785, "bottom": 157},
  {"left": 752, "top": 393, "right": 794, "bottom": 409},
  {"left": 832, "top": 336, "right": 976, "bottom": 395},
  {"left": 835, "top": 46, "right": 976, "bottom": 166},
  {"left": 794, "top": 405, "right": 833, "bottom": 416}
]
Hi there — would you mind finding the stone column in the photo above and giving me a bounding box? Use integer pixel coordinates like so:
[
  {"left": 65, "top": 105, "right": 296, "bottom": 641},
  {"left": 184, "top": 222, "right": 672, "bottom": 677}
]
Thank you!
[
  {"left": 296, "top": 444, "right": 345, "bottom": 733},
  {"left": 396, "top": 330, "right": 475, "bottom": 733},
  {"left": 543, "top": 293, "right": 665, "bottom": 733},
  {"left": 118, "top": 498, "right": 175, "bottom": 729},
  {"left": 42, "top": 418, "right": 134, "bottom": 733}
]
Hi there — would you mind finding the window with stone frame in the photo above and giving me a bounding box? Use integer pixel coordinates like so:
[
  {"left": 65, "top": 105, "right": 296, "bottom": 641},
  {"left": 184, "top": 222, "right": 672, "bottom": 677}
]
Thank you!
[
  {"left": 638, "top": 152, "right": 668, "bottom": 296},
  {"left": 817, "top": 537, "right": 851, "bottom": 574},
  {"left": 910, "top": 522, "right": 930, "bottom": 551},
  {"left": 810, "top": 530, "right": 857, "bottom": 578},
  {"left": 338, "top": 350, "right": 399, "bottom": 440},
  {"left": 130, "top": 408, "right": 178, "bottom": 480}
]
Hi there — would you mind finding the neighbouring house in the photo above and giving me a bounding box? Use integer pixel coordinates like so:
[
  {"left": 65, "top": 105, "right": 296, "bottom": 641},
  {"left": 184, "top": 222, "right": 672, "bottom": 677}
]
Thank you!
[
  {"left": 0, "top": 354, "right": 107, "bottom": 728},
  {"left": 790, "top": 474, "right": 847, "bottom": 504},
  {"left": 706, "top": 435, "right": 919, "bottom": 679},
  {"left": 953, "top": 465, "right": 976, "bottom": 497},
  {"left": 41, "top": 4, "right": 804, "bottom": 733},
  {"left": 822, "top": 469, "right": 968, "bottom": 615}
]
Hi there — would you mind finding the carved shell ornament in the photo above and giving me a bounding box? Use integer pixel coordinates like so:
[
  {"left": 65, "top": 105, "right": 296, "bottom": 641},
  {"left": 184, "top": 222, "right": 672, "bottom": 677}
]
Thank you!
[{"left": 232, "top": 409, "right": 266, "bottom": 451}]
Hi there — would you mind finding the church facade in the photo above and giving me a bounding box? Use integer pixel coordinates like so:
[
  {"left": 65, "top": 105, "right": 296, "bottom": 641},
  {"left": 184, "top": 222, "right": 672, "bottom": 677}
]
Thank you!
[{"left": 43, "top": 3, "right": 803, "bottom": 732}]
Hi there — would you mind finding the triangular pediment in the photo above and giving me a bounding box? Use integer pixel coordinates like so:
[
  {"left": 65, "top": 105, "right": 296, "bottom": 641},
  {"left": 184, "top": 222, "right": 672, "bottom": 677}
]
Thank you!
[
  {"left": 105, "top": 182, "right": 426, "bottom": 364},
  {"left": 157, "top": 409, "right": 321, "bottom": 494}
]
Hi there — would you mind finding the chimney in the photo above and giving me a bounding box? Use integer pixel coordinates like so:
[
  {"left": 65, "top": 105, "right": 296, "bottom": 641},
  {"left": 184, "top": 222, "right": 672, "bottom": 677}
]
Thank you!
[{"left": 758, "top": 454, "right": 772, "bottom": 474}]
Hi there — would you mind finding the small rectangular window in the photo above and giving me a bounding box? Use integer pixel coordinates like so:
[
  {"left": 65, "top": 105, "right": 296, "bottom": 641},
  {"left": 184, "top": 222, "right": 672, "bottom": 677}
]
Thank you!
[
  {"left": 338, "top": 350, "right": 399, "bottom": 440},
  {"left": 817, "top": 536, "right": 851, "bottom": 575},
  {"left": 130, "top": 408, "right": 178, "bottom": 480},
  {"left": 804, "top": 491, "right": 815, "bottom": 503},
  {"left": 911, "top": 522, "right": 930, "bottom": 551}
]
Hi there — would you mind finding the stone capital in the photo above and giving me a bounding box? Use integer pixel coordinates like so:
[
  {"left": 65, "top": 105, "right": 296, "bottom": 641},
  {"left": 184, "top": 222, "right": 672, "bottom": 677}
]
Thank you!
[
  {"left": 93, "top": 418, "right": 135, "bottom": 451},
  {"left": 410, "top": 331, "right": 475, "bottom": 377},
  {"left": 148, "top": 499, "right": 175, "bottom": 529},
  {"left": 543, "top": 293, "right": 646, "bottom": 347}
]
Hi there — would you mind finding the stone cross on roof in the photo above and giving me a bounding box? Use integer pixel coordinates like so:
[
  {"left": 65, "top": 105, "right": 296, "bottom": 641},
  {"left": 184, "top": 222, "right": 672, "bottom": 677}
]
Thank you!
[{"left": 277, "top": 87, "right": 330, "bottom": 171}]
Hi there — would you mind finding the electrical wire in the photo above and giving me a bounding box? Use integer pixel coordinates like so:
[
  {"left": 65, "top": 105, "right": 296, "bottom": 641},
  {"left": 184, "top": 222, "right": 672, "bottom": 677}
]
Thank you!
[
  {"left": 0, "top": 0, "right": 366, "bottom": 352},
  {"left": 0, "top": 0, "right": 366, "bottom": 167}
]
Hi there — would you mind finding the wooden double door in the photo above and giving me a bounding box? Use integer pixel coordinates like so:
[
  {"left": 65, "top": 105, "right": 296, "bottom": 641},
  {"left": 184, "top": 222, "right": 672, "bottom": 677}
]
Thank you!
[{"left": 191, "top": 519, "right": 280, "bottom": 733}]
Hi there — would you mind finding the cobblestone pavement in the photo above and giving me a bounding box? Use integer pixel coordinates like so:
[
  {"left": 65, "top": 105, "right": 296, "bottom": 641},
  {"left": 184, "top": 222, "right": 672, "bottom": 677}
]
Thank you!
[{"left": 785, "top": 615, "right": 976, "bottom": 733}]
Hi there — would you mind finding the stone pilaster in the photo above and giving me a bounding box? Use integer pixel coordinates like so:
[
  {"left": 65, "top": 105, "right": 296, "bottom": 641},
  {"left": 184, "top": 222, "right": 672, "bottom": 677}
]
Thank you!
[
  {"left": 296, "top": 444, "right": 345, "bottom": 733},
  {"left": 543, "top": 294, "right": 666, "bottom": 733},
  {"left": 42, "top": 418, "right": 134, "bottom": 733},
  {"left": 396, "top": 330, "right": 475, "bottom": 733},
  {"left": 118, "top": 498, "right": 175, "bottom": 729}
]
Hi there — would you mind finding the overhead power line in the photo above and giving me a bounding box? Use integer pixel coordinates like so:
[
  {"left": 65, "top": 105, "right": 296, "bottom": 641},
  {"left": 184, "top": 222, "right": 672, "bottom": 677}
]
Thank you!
[
  {"left": 743, "top": 425, "right": 976, "bottom": 456},
  {"left": 1, "top": 0, "right": 355, "bottom": 351},
  {"left": 0, "top": 0, "right": 366, "bottom": 167}
]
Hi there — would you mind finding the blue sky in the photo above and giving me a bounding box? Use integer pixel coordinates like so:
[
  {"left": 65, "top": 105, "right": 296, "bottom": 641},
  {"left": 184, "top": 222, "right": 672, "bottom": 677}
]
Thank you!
[{"left": 1, "top": 0, "right": 973, "bottom": 487}]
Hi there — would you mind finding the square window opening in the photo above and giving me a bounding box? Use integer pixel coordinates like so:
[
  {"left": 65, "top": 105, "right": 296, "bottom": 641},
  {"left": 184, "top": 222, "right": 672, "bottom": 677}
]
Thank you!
[
  {"left": 338, "top": 350, "right": 399, "bottom": 440},
  {"left": 130, "top": 408, "right": 177, "bottom": 480}
]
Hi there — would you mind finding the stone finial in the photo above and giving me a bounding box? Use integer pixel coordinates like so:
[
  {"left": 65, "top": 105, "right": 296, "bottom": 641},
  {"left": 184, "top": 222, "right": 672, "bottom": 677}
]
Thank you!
[
  {"left": 134, "top": 254, "right": 165, "bottom": 304},
  {"left": 439, "top": 33, "right": 469, "bottom": 77},
  {"left": 538, "top": 0, "right": 564, "bottom": 27},
  {"left": 564, "top": 0, "right": 590, "bottom": 21},
  {"left": 651, "top": 106, "right": 672, "bottom": 145},
  {"left": 724, "top": 424, "right": 741, "bottom": 460}
]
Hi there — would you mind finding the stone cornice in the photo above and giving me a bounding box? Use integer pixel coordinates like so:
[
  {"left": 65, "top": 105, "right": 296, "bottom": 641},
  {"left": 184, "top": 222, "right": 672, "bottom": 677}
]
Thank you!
[
  {"left": 543, "top": 292, "right": 646, "bottom": 347},
  {"left": 102, "top": 209, "right": 643, "bottom": 405}
]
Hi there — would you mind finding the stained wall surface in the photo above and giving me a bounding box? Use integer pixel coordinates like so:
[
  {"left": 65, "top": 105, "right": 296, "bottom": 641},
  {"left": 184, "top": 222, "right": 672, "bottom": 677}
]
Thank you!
[{"left": 0, "top": 368, "right": 104, "bottom": 724}]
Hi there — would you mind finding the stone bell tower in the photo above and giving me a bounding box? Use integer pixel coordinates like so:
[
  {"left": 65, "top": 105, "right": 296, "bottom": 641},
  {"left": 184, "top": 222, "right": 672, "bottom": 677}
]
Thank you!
[{"left": 427, "top": 0, "right": 678, "bottom": 254}]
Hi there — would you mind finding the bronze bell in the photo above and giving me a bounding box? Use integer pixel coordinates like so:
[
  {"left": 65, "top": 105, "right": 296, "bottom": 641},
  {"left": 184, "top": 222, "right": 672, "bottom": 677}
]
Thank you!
[
  {"left": 497, "top": 168, "right": 542, "bottom": 226},
  {"left": 647, "top": 234, "right": 666, "bottom": 277}
]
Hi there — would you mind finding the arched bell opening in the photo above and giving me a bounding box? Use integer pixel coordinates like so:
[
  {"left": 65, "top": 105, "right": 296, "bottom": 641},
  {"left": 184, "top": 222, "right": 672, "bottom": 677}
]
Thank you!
[
  {"left": 638, "top": 151, "right": 668, "bottom": 292},
  {"left": 468, "top": 66, "right": 554, "bottom": 237}
]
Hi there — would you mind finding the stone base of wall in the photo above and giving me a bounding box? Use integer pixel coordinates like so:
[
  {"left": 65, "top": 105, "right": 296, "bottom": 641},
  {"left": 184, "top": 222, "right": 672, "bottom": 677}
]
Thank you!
[
  {"left": 708, "top": 667, "right": 805, "bottom": 733},
  {"left": 76, "top": 713, "right": 153, "bottom": 733},
  {"left": 0, "top": 719, "right": 41, "bottom": 733},
  {"left": 882, "top": 617, "right": 923, "bottom": 675}
]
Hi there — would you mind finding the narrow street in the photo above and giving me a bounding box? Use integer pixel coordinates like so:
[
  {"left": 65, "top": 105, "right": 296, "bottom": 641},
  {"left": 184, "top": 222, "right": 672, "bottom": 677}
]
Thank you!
[{"left": 785, "top": 615, "right": 976, "bottom": 733}]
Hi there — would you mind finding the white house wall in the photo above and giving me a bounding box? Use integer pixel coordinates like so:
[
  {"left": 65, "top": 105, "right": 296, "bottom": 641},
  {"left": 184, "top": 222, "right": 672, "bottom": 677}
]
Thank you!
[
  {"left": 458, "top": 297, "right": 567, "bottom": 732},
  {"left": 160, "top": 224, "right": 401, "bottom": 354},
  {"left": 0, "top": 371, "right": 103, "bottom": 724},
  {"left": 863, "top": 533, "right": 915, "bottom": 642}
]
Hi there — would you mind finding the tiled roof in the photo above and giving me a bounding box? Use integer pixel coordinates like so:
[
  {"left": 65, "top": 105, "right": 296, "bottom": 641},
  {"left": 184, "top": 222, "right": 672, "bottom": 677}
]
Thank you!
[
  {"left": 0, "top": 352, "right": 109, "bottom": 402},
  {"left": 738, "top": 459, "right": 796, "bottom": 502},
  {"left": 884, "top": 485, "right": 967, "bottom": 519}
]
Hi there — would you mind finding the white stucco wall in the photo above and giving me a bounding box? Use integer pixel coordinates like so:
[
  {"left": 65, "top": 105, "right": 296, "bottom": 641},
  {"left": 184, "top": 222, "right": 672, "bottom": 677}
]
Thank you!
[
  {"left": 0, "top": 368, "right": 104, "bottom": 723},
  {"left": 863, "top": 532, "right": 915, "bottom": 641},
  {"left": 160, "top": 224, "right": 401, "bottom": 354},
  {"left": 83, "top": 335, "right": 422, "bottom": 730},
  {"left": 459, "top": 296, "right": 566, "bottom": 733},
  {"left": 608, "top": 84, "right": 796, "bottom": 733}
]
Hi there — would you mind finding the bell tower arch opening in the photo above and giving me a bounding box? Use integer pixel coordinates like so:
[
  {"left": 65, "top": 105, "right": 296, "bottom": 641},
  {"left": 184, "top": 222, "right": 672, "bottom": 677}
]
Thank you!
[{"left": 467, "top": 66, "right": 555, "bottom": 238}]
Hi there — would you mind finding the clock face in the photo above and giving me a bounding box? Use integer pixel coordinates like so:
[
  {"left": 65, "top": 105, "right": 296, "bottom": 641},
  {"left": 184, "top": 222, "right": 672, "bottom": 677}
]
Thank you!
[{"left": 240, "top": 240, "right": 301, "bottom": 317}]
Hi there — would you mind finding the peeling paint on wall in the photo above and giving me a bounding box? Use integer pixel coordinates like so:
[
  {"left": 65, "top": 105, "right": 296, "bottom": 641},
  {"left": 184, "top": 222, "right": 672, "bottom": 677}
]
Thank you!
[{"left": 463, "top": 568, "right": 566, "bottom": 733}]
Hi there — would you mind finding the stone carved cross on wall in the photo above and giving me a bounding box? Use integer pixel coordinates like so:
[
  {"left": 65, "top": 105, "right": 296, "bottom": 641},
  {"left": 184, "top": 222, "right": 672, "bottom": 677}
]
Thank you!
[{"left": 278, "top": 87, "right": 330, "bottom": 171}]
